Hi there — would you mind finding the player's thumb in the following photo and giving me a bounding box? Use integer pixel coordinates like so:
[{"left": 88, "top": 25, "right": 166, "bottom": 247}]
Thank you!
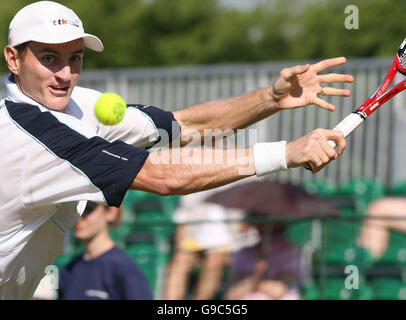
[
  {"left": 281, "top": 64, "right": 310, "bottom": 81},
  {"left": 282, "top": 64, "right": 310, "bottom": 80}
]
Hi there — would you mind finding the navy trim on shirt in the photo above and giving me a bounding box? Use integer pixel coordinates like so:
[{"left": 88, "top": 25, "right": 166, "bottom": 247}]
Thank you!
[
  {"left": 5, "top": 100, "right": 149, "bottom": 207},
  {"left": 127, "top": 104, "right": 181, "bottom": 143}
]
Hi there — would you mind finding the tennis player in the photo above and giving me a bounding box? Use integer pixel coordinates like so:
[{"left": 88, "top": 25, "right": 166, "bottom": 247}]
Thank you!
[{"left": 0, "top": 1, "right": 351, "bottom": 299}]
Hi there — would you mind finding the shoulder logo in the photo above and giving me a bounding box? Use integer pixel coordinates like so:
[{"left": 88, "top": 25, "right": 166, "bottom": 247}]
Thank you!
[
  {"left": 102, "top": 149, "right": 128, "bottom": 161},
  {"left": 128, "top": 104, "right": 150, "bottom": 109}
]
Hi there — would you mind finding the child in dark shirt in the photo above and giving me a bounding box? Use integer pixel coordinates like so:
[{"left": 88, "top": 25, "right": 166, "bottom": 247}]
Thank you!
[{"left": 58, "top": 201, "right": 153, "bottom": 300}]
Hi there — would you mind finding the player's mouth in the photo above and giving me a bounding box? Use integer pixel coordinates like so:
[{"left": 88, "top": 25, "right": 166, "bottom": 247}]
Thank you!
[{"left": 49, "top": 85, "right": 70, "bottom": 96}]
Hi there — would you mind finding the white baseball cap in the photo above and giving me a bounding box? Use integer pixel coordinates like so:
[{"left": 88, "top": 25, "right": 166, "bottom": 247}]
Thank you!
[{"left": 8, "top": 1, "right": 104, "bottom": 52}]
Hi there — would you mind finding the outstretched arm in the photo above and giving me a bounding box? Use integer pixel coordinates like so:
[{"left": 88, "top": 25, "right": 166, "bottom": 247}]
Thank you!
[
  {"left": 130, "top": 128, "right": 346, "bottom": 195},
  {"left": 172, "top": 57, "right": 353, "bottom": 140}
]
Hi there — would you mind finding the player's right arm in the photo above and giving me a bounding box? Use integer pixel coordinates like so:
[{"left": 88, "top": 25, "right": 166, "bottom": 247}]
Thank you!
[
  {"left": 130, "top": 128, "right": 346, "bottom": 195},
  {"left": 172, "top": 57, "right": 353, "bottom": 143}
]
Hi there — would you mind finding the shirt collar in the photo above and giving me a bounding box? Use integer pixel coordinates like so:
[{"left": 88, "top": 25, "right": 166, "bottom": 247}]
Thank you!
[
  {"left": 5, "top": 74, "right": 43, "bottom": 108},
  {"left": 4, "top": 74, "right": 82, "bottom": 118}
]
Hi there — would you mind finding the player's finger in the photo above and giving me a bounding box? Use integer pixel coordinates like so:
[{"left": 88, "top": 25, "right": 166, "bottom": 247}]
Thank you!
[
  {"left": 280, "top": 64, "right": 310, "bottom": 80},
  {"left": 318, "top": 149, "right": 331, "bottom": 165},
  {"left": 318, "top": 86, "right": 351, "bottom": 97},
  {"left": 313, "top": 97, "right": 336, "bottom": 111},
  {"left": 322, "top": 129, "right": 346, "bottom": 155},
  {"left": 318, "top": 73, "right": 354, "bottom": 83},
  {"left": 302, "top": 132, "right": 328, "bottom": 172},
  {"left": 319, "top": 137, "right": 338, "bottom": 160},
  {"left": 309, "top": 152, "right": 326, "bottom": 173},
  {"left": 313, "top": 57, "right": 347, "bottom": 73},
  {"left": 309, "top": 130, "right": 342, "bottom": 172}
]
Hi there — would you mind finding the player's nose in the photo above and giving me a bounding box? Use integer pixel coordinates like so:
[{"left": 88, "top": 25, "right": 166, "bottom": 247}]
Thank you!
[{"left": 54, "top": 64, "right": 72, "bottom": 83}]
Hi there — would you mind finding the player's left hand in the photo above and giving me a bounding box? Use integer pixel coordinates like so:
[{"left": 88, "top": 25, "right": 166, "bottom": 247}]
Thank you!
[{"left": 271, "top": 57, "right": 354, "bottom": 111}]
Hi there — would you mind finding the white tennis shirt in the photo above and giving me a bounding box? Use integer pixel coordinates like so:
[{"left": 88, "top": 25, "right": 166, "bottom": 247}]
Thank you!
[{"left": 0, "top": 74, "right": 177, "bottom": 299}]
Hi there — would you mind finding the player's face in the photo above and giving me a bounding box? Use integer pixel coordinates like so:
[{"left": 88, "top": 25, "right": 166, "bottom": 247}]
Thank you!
[
  {"left": 14, "top": 39, "right": 83, "bottom": 111},
  {"left": 74, "top": 205, "right": 109, "bottom": 240}
]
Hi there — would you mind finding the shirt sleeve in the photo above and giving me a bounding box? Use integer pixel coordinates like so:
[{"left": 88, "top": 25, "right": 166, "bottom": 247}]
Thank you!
[
  {"left": 97, "top": 105, "right": 181, "bottom": 149},
  {"left": 127, "top": 104, "right": 181, "bottom": 146},
  {"left": 71, "top": 87, "right": 181, "bottom": 149}
]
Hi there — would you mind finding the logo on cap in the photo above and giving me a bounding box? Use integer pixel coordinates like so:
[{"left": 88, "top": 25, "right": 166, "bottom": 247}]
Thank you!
[{"left": 52, "top": 19, "right": 80, "bottom": 27}]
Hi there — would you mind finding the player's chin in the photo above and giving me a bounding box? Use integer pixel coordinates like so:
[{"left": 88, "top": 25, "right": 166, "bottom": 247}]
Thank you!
[{"left": 44, "top": 95, "right": 71, "bottom": 111}]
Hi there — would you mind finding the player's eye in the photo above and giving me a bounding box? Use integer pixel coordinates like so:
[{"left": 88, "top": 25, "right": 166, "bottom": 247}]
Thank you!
[
  {"left": 41, "top": 55, "right": 56, "bottom": 63},
  {"left": 70, "top": 55, "right": 82, "bottom": 64}
]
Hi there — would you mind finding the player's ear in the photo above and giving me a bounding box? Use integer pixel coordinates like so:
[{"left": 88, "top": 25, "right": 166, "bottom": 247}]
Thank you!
[{"left": 4, "top": 45, "right": 20, "bottom": 75}]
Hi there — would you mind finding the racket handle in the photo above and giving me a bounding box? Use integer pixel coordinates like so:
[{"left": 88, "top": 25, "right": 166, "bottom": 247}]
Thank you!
[{"left": 303, "top": 113, "right": 364, "bottom": 171}]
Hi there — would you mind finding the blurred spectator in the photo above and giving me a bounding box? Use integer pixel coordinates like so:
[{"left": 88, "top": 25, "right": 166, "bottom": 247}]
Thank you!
[
  {"left": 358, "top": 197, "right": 406, "bottom": 260},
  {"left": 224, "top": 223, "right": 303, "bottom": 300},
  {"left": 58, "top": 201, "right": 153, "bottom": 300},
  {"left": 163, "top": 189, "right": 259, "bottom": 300}
]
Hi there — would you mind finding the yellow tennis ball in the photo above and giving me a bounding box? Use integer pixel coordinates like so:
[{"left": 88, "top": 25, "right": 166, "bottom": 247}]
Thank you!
[{"left": 94, "top": 93, "right": 126, "bottom": 125}]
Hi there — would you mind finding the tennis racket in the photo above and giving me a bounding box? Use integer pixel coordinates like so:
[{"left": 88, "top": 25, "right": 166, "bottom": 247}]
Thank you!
[{"left": 304, "top": 38, "right": 406, "bottom": 171}]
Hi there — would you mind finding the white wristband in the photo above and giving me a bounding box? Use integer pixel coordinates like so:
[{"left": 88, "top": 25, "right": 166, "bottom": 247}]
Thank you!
[{"left": 253, "top": 141, "right": 288, "bottom": 177}]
